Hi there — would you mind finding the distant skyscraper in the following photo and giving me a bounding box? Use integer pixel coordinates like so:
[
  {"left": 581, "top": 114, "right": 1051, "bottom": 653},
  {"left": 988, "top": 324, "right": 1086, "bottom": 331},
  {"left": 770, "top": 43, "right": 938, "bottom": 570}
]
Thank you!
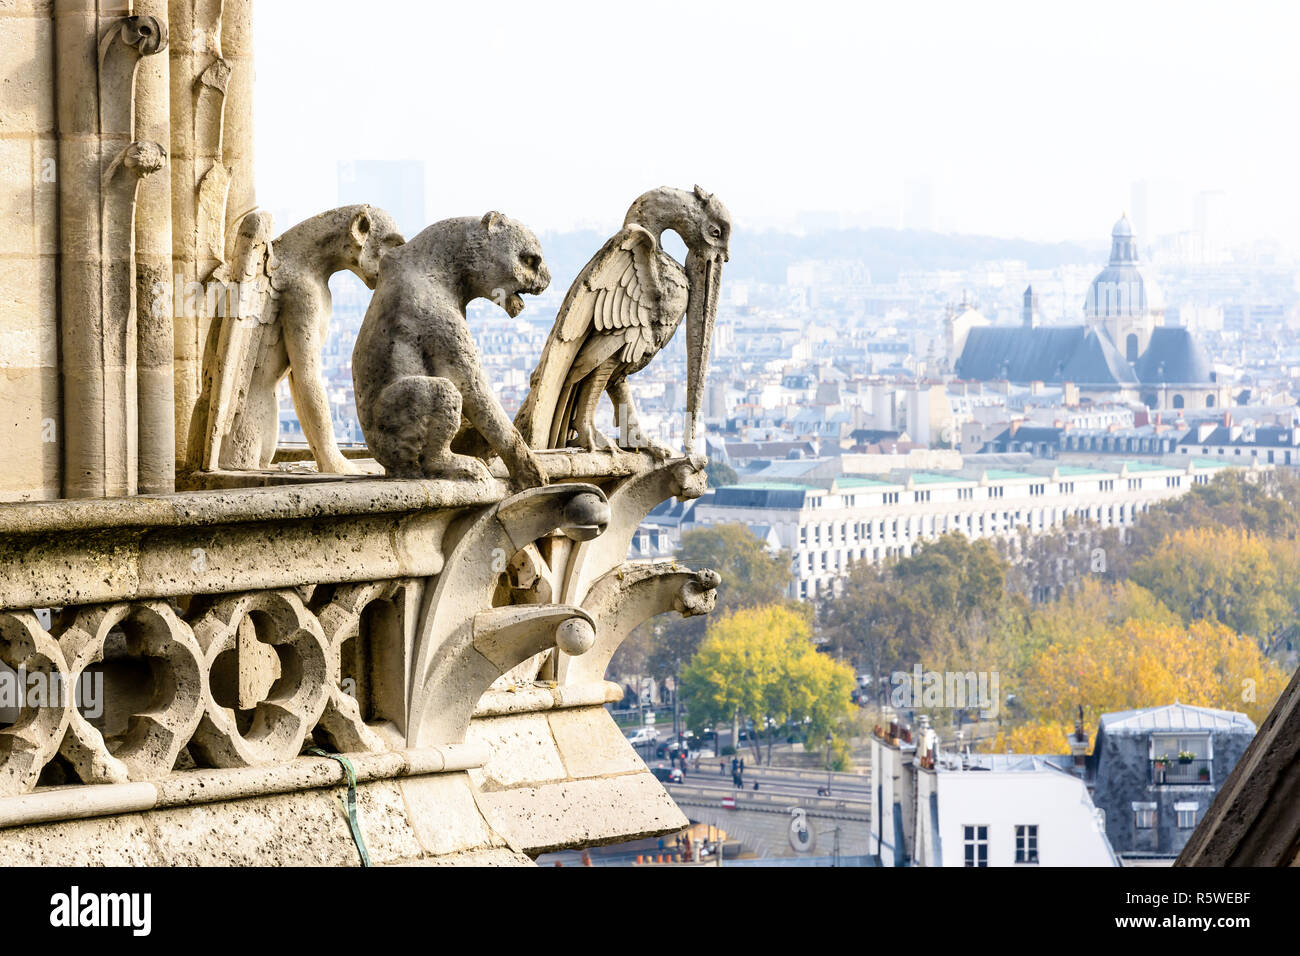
[
  {"left": 1130, "top": 180, "right": 1149, "bottom": 247},
  {"left": 902, "top": 179, "right": 935, "bottom": 232},
  {"left": 1195, "top": 189, "right": 1226, "bottom": 264},
  {"left": 337, "top": 159, "right": 426, "bottom": 237}
]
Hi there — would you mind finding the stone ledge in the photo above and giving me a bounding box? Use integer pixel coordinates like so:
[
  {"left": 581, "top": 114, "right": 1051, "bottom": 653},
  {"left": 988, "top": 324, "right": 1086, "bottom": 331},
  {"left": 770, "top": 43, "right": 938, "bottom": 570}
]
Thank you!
[
  {"left": 474, "top": 680, "right": 621, "bottom": 717},
  {"left": 0, "top": 448, "right": 661, "bottom": 536},
  {"left": 0, "top": 744, "right": 487, "bottom": 831}
]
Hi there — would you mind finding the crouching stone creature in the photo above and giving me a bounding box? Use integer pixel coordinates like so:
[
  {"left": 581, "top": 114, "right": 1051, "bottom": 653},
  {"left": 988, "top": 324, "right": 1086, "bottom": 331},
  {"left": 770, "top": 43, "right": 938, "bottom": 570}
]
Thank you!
[{"left": 353, "top": 212, "right": 551, "bottom": 488}]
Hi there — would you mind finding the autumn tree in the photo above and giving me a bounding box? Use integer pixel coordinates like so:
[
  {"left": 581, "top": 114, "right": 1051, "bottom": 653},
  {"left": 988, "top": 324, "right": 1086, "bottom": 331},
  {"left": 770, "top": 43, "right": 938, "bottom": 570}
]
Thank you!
[
  {"left": 621, "top": 524, "right": 796, "bottom": 681},
  {"left": 820, "top": 533, "right": 1019, "bottom": 695},
  {"left": 680, "top": 605, "right": 854, "bottom": 764},
  {"left": 1131, "top": 526, "right": 1288, "bottom": 646},
  {"left": 984, "top": 580, "right": 1290, "bottom": 752}
]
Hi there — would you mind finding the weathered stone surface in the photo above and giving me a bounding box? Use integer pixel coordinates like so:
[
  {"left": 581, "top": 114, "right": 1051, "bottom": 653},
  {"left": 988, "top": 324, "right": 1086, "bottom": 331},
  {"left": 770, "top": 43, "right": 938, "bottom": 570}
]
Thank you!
[
  {"left": 142, "top": 786, "right": 379, "bottom": 866},
  {"left": 0, "top": 812, "right": 162, "bottom": 866},
  {"left": 398, "top": 772, "right": 507, "bottom": 858},
  {"left": 354, "top": 779, "right": 425, "bottom": 865},
  {"left": 548, "top": 706, "right": 644, "bottom": 780},
  {"left": 515, "top": 186, "right": 730, "bottom": 456},
  {"left": 0, "top": 5, "right": 732, "bottom": 868},
  {"left": 56, "top": 600, "right": 206, "bottom": 783},
  {"left": 467, "top": 713, "right": 567, "bottom": 789},
  {"left": 394, "top": 847, "right": 529, "bottom": 866},
  {"left": 190, "top": 205, "right": 404, "bottom": 474},
  {"left": 476, "top": 773, "right": 689, "bottom": 855}
]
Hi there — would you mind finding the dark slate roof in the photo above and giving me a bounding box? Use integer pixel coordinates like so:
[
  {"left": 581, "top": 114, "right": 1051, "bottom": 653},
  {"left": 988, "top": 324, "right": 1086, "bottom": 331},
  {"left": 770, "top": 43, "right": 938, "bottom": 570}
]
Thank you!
[
  {"left": 711, "top": 485, "right": 810, "bottom": 509},
  {"left": 956, "top": 326, "right": 1137, "bottom": 386},
  {"left": 1062, "top": 330, "right": 1140, "bottom": 385},
  {"left": 1180, "top": 425, "right": 1296, "bottom": 448},
  {"left": 850, "top": 428, "right": 905, "bottom": 443},
  {"left": 1135, "top": 327, "right": 1214, "bottom": 384},
  {"left": 725, "top": 441, "right": 818, "bottom": 460},
  {"left": 989, "top": 426, "right": 1063, "bottom": 446}
]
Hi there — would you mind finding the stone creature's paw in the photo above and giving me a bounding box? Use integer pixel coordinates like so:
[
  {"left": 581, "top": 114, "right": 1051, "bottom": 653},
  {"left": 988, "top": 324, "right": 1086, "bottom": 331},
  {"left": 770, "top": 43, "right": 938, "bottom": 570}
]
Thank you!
[
  {"left": 319, "top": 453, "right": 361, "bottom": 476},
  {"left": 511, "top": 449, "right": 549, "bottom": 490},
  {"left": 425, "top": 454, "right": 493, "bottom": 483},
  {"left": 644, "top": 440, "right": 677, "bottom": 463}
]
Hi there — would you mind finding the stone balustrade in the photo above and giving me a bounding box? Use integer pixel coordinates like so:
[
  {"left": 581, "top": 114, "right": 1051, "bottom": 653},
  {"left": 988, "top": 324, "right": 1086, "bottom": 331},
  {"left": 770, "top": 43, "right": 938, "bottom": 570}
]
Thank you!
[{"left": 0, "top": 451, "right": 720, "bottom": 864}]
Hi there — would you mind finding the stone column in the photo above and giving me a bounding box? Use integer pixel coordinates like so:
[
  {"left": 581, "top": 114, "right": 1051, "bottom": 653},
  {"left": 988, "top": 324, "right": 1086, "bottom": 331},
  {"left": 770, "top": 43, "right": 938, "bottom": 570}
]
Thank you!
[
  {"left": 135, "top": 0, "right": 177, "bottom": 495},
  {"left": 221, "top": 0, "right": 255, "bottom": 236},
  {"left": 0, "top": 0, "right": 62, "bottom": 500}
]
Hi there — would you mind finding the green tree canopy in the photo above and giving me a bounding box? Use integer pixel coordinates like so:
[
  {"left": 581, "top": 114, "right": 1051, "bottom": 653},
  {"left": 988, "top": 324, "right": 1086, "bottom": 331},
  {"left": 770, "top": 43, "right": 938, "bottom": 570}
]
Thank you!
[
  {"left": 704, "top": 460, "right": 739, "bottom": 488},
  {"left": 627, "top": 523, "right": 796, "bottom": 680},
  {"left": 820, "top": 533, "right": 1017, "bottom": 690},
  {"left": 681, "top": 605, "right": 855, "bottom": 764}
]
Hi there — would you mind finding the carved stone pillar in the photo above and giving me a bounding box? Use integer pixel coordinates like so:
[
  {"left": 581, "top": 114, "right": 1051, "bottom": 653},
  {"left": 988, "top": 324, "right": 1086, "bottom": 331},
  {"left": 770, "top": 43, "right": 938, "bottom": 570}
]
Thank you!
[
  {"left": 168, "top": 0, "right": 255, "bottom": 469},
  {"left": 55, "top": 2, "right": 168, "bottom": 498},
  {"left": 134, "top": 0, "right": 177, "bottom": 494}
]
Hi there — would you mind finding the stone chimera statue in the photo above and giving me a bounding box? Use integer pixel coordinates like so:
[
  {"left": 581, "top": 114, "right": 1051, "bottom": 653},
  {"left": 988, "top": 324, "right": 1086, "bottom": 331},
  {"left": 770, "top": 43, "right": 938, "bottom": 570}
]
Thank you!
[
  {"left": 190, "top": 204, "right": 405, "bottom": 474},
  {"left": 353, "top": 211, "right": 551, "bottom": 488}
]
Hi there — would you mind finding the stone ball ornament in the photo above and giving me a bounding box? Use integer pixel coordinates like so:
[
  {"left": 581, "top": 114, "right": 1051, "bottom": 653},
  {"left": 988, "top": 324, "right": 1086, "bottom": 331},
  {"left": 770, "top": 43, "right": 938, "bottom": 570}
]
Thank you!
[
  {"left": 561, "top": 491, "right": 611, "bottom": 541},
  {"left": 555, "top": 617, "right": 596, "bottom": 656}
]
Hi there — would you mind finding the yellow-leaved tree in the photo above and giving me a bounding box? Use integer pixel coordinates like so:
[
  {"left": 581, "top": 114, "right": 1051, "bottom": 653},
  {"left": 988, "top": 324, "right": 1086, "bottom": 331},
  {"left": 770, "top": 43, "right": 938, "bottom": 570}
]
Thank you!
[
  {"left": 680, "top": 604, "right": 855, "bottom": 766},
  {"left": 985, "top": 581, "right": 1288, "bottom": 753}
]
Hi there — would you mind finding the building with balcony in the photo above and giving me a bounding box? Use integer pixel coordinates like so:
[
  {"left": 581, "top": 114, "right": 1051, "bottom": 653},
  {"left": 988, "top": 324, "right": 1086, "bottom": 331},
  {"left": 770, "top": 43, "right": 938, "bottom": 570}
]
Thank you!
[{"left": 1087, "top": 703, "right": 1256, "bottom": 865}]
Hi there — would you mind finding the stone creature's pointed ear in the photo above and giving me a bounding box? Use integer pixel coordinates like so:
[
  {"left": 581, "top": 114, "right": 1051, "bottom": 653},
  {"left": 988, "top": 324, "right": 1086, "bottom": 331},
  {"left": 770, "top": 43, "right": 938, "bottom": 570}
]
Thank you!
[
  {"left": 350, "top": 209, "right": 372, "bottom": 245},
  {"left": 482, "top": 211, "right": 504, "bottom": 233},
  {"left": 694, "top": 184, "right": 711, "bottom": 202}
]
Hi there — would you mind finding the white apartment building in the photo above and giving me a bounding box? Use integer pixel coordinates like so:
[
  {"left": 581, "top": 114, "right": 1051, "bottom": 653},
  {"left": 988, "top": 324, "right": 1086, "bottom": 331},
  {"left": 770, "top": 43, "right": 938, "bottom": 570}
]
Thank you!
[
  {"left": 871, "top": 722, "right": 1118, "bottom": 867},
  {"left": 686, "top": 458, "right": 1239, "bottom": 599}
]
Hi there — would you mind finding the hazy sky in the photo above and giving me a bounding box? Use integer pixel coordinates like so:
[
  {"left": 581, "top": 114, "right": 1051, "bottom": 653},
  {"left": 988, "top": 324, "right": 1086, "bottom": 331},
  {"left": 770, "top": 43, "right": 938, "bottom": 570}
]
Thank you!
[{"left": 255, "top": 0, "right": 1300, "bottom": 246}]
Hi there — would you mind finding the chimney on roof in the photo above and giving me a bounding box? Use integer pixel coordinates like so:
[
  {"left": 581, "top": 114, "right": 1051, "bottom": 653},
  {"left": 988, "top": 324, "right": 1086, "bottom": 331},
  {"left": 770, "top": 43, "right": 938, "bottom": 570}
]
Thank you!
[
  {"left": 1069, "top": 705, "right": 1089, "bottom": 777},
  {"left": 1022, "top": 285, "right": 1040, "bottom": 329}
]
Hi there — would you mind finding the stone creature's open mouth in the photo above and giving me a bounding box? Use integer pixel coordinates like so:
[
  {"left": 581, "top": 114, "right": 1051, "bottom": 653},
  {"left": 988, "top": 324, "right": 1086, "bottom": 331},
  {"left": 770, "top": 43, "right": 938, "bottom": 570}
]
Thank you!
[{"left": 504, "top": 292, "right": 526, "bottom": 317}]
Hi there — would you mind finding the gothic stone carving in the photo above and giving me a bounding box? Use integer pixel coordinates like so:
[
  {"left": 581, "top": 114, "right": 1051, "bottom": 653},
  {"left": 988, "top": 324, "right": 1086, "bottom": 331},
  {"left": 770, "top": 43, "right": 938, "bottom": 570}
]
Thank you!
[
  {"left": 190, "top": 205, "right": 406, "bottom": 474},
  {"left": 0, "top": 612, "right": 71, "bottom": 797},
  {"left": 353, "top": 213, "right": 551, "bottom": 489},
  {"left": 189, "top": 589, "right": 331, "bottom": 767},
  {"left": 55, "top": 601, "right": 205, "bottom": 783},
  {"left": 516, "top": 186, "right": 731, "bottom": 457}
]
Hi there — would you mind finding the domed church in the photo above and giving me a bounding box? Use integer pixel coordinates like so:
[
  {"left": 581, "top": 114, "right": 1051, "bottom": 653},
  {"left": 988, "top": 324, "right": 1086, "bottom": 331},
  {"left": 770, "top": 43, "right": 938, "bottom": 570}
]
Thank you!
[{"left": 955, "top": 216, "right": 1229, "bottom": 411}]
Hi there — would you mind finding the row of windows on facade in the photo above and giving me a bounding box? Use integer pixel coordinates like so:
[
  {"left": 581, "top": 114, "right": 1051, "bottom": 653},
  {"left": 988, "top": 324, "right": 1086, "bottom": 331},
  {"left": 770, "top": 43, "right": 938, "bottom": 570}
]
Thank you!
[
  {"left": 1133, "top": 806, "right": 1200, "bottom": 830},
  {"left": 798, "top": 477, "right": 1162, "bottom": 515},
  {"left": 795, "top": 500, "right": 1152, "bottom": 555},
  {"left": 1178, "top": 446, "right": 1295, "bottom": 464}
]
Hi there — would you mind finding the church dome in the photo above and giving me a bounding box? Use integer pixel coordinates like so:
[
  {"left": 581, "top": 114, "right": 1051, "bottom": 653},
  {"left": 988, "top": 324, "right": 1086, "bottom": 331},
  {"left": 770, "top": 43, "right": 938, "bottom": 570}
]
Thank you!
[{"left": 1085, "top": 214, "right": 1163, "bottom": 318}]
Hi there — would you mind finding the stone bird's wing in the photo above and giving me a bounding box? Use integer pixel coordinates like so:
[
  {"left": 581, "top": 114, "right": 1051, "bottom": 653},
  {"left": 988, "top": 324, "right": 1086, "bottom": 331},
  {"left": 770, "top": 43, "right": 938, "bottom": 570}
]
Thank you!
[
  {"left": 201, "top": 210, "right": 279, "bottom": 470},
  {"left": 515, "top": 226, "right": 661, "bottom": 449}
]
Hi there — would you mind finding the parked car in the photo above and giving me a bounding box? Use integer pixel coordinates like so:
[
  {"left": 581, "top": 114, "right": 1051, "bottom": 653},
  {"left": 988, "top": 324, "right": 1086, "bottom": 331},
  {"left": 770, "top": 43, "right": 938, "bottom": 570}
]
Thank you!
[
  {"left": 625, "top": 727, "right": 658, "bottom": 747},
  {"left": 656, "top": 739, "right": 689, "bottom": 759},
  {"left": 649, "top": 764, "right": 684, "bottom": 784}
]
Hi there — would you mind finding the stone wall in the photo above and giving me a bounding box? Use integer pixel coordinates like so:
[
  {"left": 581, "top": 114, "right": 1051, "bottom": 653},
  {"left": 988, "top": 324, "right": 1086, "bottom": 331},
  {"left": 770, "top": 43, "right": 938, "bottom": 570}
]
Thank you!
[{"left": 0, "top": 0, "right": 60, "bottom": 501}]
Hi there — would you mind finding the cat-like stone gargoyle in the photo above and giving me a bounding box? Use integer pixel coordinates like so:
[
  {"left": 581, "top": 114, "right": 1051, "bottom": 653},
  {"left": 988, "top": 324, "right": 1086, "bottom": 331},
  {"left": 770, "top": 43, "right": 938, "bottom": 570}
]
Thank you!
[
  {"left": 189, "top": 204, "right": 406, "bottom": 474},
  {"left": 353, "top": 211, "right": 551, "bottom": 488}
]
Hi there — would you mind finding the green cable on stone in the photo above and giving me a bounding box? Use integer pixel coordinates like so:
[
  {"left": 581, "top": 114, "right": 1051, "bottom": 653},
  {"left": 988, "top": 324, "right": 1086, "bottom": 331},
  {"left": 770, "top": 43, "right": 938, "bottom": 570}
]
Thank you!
[{"left": 308, "top": 747, "right": 371, "bottom": 867}]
